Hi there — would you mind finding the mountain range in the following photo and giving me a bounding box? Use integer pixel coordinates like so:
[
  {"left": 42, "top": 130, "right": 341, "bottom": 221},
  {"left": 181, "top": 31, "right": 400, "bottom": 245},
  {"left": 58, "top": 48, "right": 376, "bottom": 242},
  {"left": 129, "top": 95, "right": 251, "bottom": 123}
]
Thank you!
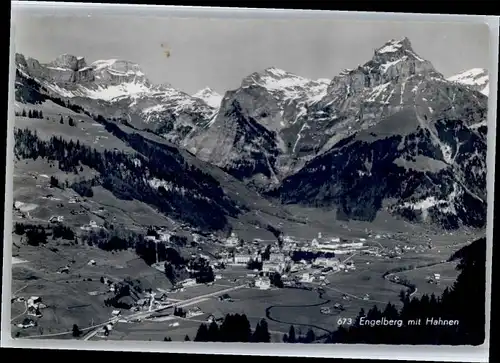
[{"left": 13, "top": 37, "right": 489, "bottom": 231}]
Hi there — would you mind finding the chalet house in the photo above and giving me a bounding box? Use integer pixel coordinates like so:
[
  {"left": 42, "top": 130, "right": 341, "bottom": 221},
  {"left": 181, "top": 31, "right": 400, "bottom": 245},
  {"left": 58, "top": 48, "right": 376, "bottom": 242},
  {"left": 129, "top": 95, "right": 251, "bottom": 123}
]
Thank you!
[
  {"left": 58, "top": 266, "right": 70, "bottom": 274},
  {"left": 262, "top": 261, "right": 284, "bottom": 274},
  {"left": 313, "top": 257, "right": 340, "bottom": 268},
  {"left": 269, "top": 253, "right": 285, "bottom": 263},
  {"left": 182, "top": 278, "right": 197, "bottom": 287},
  {"left": 333, "top": 303, "right": 344, "bottom": 310},
  {"left": 255, "top": 277, "right": 271, "bottom": 290},
  {"left": 320, "top": 307, "right": 332, "bottom": 314},
  {"left": 233, "top": 254, "right": 251, "bottom": 265},
  {"left": 27, "top": 296, "right": 41, "bottom": 307},
  {"left": 49, "top": 215, "right": 64, "bottom": 223},
  {"left": 27, "top": 305, "right": 42, "bottom": 317},
  {"left": 186, "top": 307, "right": 203, "bottom": 318},
  {"left": 300, "top": 273, "right": 314, "bottom": 283},
  {"left": 17, "top": 318, "right": 36, "bottom": 329}
]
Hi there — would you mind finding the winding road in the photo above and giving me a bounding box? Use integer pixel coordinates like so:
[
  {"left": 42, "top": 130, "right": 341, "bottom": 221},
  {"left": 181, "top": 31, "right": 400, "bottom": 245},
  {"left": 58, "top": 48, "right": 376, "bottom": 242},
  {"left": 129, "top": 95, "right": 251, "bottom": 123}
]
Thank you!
[
  {"left": 11, "top": 301, "right": 28, "bottom": 322},
  {"left": 264, "top": 250, "right": 459, "bottom": 337},
  {"left": 265, "top": 289, "right": 334, "bottom": 335}
]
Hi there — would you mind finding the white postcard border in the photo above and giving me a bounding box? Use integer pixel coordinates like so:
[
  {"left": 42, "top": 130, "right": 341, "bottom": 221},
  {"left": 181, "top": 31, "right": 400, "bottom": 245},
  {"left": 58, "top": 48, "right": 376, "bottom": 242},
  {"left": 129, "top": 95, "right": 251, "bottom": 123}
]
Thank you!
[{"left": 2, "top": 3, "right": 498, "bottom": 362}]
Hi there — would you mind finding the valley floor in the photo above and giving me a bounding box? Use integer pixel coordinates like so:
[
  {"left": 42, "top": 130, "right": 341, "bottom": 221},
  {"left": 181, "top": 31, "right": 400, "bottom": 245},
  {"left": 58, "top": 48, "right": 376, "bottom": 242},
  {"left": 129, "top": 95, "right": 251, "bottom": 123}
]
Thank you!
[
  {"left": 9, "top": 220, "right": 478, "bottom": 342},
  {"left": 7, "top": 105, "right": 485, "bottom": 343}
]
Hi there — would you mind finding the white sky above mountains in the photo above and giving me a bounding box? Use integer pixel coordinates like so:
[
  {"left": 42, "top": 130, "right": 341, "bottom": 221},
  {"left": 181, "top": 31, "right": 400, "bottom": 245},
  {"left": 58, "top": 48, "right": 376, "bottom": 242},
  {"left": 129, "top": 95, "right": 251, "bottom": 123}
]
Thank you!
[{"left": 12, "top": 10, "right": 490, "bottom": 95}]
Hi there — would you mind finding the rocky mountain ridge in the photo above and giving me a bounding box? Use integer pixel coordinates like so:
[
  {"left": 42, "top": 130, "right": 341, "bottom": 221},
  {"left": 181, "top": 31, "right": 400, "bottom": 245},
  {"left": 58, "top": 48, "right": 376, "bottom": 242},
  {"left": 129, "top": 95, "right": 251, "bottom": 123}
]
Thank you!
[
  {"left": 15, "top": 53, "right": 216, "bottom": 145},
  {"left": 13, "top": 37, "right": 489, "bottom": 230},
  {"left": 268, "top": 38, "right": 488, "bottom": 229}
]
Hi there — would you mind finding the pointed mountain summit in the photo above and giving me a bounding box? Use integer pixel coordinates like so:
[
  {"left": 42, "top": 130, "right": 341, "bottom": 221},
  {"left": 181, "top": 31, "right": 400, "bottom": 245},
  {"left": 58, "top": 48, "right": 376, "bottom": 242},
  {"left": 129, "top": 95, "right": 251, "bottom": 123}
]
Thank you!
[
  {"left": 447, "top": 68, "right": 489, "bottom": 96},
  {"left": 192, "top": 87, "right": 223, "bottom": 109},
  {"left": 273, "top": 37, "right": 488, "bottom": 230},
  {"left": 241, "top": 67, "right": 330, "bottom": 105},
  {"left": 185, "top": 67, "right": 331, "bottom": 188},
  {"left": 296, "top": 36, "right": 485, "bottom": 160}
]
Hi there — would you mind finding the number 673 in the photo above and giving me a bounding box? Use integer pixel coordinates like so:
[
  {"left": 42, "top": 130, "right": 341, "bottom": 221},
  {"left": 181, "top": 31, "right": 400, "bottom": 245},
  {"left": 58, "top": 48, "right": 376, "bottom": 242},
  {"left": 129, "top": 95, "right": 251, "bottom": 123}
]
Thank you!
[{"left": 337, "top": 318, "right": 353, "bottom": 325}]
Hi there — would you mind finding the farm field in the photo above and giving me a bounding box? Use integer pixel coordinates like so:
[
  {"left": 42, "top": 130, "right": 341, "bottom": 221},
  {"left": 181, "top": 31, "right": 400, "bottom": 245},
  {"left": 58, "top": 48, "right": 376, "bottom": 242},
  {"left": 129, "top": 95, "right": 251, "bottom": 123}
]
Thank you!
[{"left": 10, "top": 240, "right": 174, "bottom": 339}]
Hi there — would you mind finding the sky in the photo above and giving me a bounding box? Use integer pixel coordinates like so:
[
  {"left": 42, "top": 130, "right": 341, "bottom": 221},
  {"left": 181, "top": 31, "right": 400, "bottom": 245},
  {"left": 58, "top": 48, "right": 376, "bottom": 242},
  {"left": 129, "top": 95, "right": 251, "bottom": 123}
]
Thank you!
[{"left": 12, "top": 10, "right": 491, "bottom": 95}]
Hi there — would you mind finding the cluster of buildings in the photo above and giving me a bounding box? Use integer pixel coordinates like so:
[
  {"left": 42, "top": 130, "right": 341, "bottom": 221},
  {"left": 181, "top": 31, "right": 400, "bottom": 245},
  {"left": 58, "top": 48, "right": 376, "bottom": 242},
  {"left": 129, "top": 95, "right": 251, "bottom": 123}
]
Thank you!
[
  {"left": 80, "top": 220, "right": 103, "bottom": 231},
  {"left": 26, "top": 296, "right": 46, "bottom": 317},
  {"left": 49, "top": 215, "right": 64, "bottom": 223},
  {"left": 131, "top": 291, "right": 172, "bottom": 313},
  {"left": 12, "top": 296, "right": 46, "bottom": 329},
  {"left": 427, "top": 273, "right": 441, "bottom": 284},
  {"left": 143, "top": 230, "right": 171, "bottom": 243}
]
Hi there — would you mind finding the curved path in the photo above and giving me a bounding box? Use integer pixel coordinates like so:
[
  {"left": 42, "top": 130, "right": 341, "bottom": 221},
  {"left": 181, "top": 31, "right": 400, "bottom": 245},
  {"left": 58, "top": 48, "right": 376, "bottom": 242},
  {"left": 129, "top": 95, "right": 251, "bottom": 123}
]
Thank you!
[
  {"left": 265, "top": 289, "right": 333, "bottom": 335},
  {"left": 11, "top": 301, "right": 28, "bottom": 322},
  {"left": 383, "top": 260, "right": 456, "bottom": 298}
]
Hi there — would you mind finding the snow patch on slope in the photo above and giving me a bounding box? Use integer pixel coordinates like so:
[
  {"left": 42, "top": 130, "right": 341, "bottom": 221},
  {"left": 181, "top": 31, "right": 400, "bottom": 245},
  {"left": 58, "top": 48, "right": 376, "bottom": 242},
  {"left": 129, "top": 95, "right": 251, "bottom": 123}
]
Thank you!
[{"left": 447, "top": 68, "right": 489, "bottom": 96}]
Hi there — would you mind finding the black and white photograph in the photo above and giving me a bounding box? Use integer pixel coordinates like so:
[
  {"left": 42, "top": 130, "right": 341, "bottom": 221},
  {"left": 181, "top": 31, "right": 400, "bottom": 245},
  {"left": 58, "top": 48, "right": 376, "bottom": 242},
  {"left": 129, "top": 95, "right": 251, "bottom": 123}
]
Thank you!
[{"left": 2, "top": 2, "right": 498, "bottom": 359}]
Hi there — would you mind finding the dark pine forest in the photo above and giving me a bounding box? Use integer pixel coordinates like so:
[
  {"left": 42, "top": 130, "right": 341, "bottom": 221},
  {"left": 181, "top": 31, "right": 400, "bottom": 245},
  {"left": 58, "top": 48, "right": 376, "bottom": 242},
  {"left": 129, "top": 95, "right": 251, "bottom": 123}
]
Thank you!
[{"left": 14, "top": 127, "right": 240, "bottom": 231}]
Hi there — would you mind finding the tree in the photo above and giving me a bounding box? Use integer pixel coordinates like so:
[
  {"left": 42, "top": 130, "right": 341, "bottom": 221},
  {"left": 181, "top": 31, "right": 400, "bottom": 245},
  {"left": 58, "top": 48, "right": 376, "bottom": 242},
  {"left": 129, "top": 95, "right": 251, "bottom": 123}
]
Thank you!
[
  {"left": 287, "top": 325, "right": 296, "bottom": 343},
  {"left": 68, "top": 116, "right": 75, "bottom": 126},
  {"left": 26, "top": 228, "right": 47, "bottom": 246},
  {"left": 247, "top": 258, "right": 263, "bottom": 271},
  {"left": 184, "top": 335, "right": 190, "bottom": 341},
  {"left": 163, "top": 337, "right": 172, "bottom": 341},
  {"left": 22, "top": 109, "right": 27, "bottom": 117},
  {"left": 207, "top": 321, "right": 220, "bottom": 341},
  {"left": 14, "top": 223, "right": 25, "bottom": 235},
  {"left": 60, "top": 115, "right": 64, "bottom": 124},
  {"left": 304, "top": 328, "right": 315, "bottom": 343},
  {"left": 164, "top": 263, "right": 176, "bottom": 283},
  {"left": 50, "top": 176, "right": 59, "bottom": 188},
  {"left": 173, "top": 307, "right": 186, "bottom": 318},
  {"left": 28, "top": 110, "right": 33, "bottom": 118},
  {"left": 100, "top": 276, "right": 105, "bottom": 284},
  {"left": 194, "top": 323, "right": 209, "bottom": 342},
  {"left": 72, "top": 324, "right": 82, "bottom": 337},
  {"left": 261, "top": 245, "right": 272, "bottom": 260},
  {"left": 252, "top": 319, "right": 271, "bottom": 342},
  {"left": 270, "top": 272, "right": 284, "bottom": 288},
  {"left": 218, "top": 314, "right": 252, "bottom": 342}
]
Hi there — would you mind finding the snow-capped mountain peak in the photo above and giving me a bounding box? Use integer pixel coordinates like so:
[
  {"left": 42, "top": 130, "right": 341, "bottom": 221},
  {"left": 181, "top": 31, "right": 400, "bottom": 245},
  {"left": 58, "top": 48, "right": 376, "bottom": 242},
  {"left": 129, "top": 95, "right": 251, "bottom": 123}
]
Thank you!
[
  {"left": 375, "top": 37, "right": 413, "bottom": 54},
  {"left": 91, "top": 59, "right": 147, "bottom": 79},
  {"left": 447, "top": 68, "right": 489, "bottom": 96},
  {"left": 192, "top": 87, "right": 223, "bottom": 109},
  {"left": 371, "top": 37, "right": 435, "bottom": 73},
  {"left": 240, "top": 67, "right": 330, "bottom": 106},
  {"left": 15, "top": 52, "right": 216, "bottom": 145}
]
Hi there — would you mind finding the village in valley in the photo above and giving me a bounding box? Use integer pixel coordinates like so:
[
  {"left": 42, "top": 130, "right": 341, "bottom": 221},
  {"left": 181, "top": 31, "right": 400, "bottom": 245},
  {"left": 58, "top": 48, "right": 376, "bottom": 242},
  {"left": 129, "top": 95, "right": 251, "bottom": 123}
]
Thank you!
[{"left": 11, "top": 195, "right": 468, "bottom": 342}]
